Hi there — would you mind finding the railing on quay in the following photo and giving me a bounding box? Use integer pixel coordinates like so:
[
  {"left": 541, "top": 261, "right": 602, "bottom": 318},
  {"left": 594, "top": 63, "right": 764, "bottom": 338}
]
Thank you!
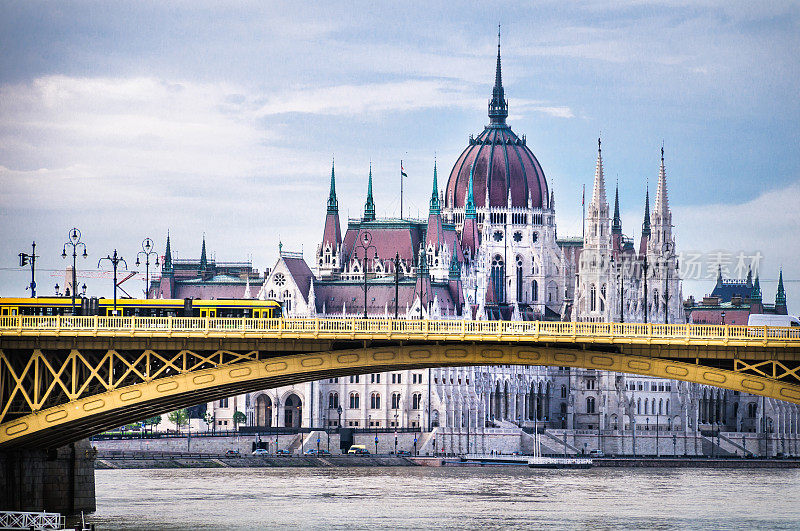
[
  {"left": 1, "top": 315, "right": 799, "bottom": 345},
  {"left": 0, "top": 511, "right": 65, "bottom": 530}
]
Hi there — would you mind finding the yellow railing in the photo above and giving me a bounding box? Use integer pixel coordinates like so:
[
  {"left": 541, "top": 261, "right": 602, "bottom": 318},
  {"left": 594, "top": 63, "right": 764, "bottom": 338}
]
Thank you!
[{"left": 0, "top": 316, "right": 799, "bottom": 344}]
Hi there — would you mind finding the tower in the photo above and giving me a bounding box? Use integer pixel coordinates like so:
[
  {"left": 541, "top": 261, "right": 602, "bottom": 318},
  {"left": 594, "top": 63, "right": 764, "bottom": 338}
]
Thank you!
[
  {"left": 425, "top": 161, "right": 448, "bottom": 281},
  {"left": 775, "top": 269, "right": 787, "bottom": 314}
]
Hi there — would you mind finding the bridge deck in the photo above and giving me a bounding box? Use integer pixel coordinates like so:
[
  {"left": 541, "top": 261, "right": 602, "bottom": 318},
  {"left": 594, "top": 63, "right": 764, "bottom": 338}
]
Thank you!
[{"left": 1, "top": 316, "right": 799, "bottom": 348}]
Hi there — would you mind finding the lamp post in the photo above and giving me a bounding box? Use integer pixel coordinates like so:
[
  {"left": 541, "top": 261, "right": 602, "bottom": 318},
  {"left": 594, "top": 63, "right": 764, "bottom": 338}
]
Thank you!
[
  {"left": 646, "top": 417, "right": 650, "bottom": 457},
  {"left": 355, "top": 231, "right": 377, "bottom": 319},
  {"left": 98, "top": 250, "right": 127, "bottom": 316},
  {"left": 394, "top": 252, "right": 401, "bottom": 319},
  {"left": 136, "top": 238, "right": 159, "bottom": 299},
  {"left": 721, "top": 311, "right": 726, "bottom": 326},
  {"left": 18, "top": 242, "right": 37, "bottom": 297},
  {"left": 62, "top": 228, "right": 87, "bottom": 314},
  {"left": 275, "top": 396, "right": 281, "bottom": 454}
]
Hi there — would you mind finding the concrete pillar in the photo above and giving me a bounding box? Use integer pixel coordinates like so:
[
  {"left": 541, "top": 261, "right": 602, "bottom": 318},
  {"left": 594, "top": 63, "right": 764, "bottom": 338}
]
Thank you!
[{"left": 0, "top": 439, "right": 96, "bottom": 515}]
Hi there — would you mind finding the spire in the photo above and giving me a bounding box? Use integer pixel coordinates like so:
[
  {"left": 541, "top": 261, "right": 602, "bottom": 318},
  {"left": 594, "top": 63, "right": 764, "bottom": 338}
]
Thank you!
[
  {"left": 429, "top": 160, "right": 440, "bottom": 215},
  {"left": 363, "top": 163, "right": 375, "bottom": 221},
  {"left": 163, "top": 232, "right": 173, "bottom": 273},
  {"left": 465, "top": 164, "right": 477, "bottom": 219},
  {"left": 776, "top": 269, "right": 786, "bottom": 306},
  {"left": 612, "top": 180, "right": 622, "bottom": 234},
  {"left": 717, "top": 264, "right": 724, "bottom": 287},
  {"left": 642, "top": 184, "right": 651, "bottom": 237},
  {"left": 590, "top": 137, "right": 607, "bottom": 209},
  {"left": 751, "top": 273, "right": 762, "bottom": 301},
  {"left": 200, "top": 234, "right": 208, "bottom": 270},
  {"left": 746, "top": 266, "right": 753, "bottom": 288},
  {"left": 449, "top": 250, "right": 461, "bottom": 280},
  {"left": 488, "top": 25, "right": 508, "bottom": 125},
  {"left": 327, "top": 158, "right": 338, "bottom": 214},
  {"left": 653, "top": 144, "right": 671, "bottom": 228}
]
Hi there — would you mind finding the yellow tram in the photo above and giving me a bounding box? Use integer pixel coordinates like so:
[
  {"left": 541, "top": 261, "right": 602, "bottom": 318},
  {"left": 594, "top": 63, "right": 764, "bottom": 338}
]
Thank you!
[{"left": 0, "top": 297, "right": 282, "bottom": 318}]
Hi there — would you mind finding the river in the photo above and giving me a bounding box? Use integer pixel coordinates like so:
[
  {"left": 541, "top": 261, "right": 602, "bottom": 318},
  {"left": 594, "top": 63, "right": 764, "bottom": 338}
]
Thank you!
[{"left": 90, "top": 467, "right": 800, "bottom": 529}]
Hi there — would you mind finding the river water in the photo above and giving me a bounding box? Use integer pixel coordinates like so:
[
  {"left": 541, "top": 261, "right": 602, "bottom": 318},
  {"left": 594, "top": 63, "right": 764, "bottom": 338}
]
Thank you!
[{"left": 90, "top": 467, "right": 800, "bottom": 529}]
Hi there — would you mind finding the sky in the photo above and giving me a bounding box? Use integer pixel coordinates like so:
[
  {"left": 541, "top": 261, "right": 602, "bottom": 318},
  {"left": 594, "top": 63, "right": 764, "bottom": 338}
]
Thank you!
[{"left": 0, "top": 1, "right": 798, "bottom": 313}]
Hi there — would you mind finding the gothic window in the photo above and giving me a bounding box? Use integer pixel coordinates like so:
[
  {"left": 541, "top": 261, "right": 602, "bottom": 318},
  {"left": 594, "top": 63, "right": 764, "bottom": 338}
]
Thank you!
[
  {"left": 328, "top": 392, "right": 339, "bottom": 409},
  {"left": 493, "top": 230, "right": 504, "bottom": 242},
  {"left": 586, "top": 397, "right": 596, "bottom": 414},
  {"left": 600, "top": 284, "right": 606, "bottom": 312},
  {"left": 370, "top": 392, "right": 381, "bottom": 409},
  {"left": 658, "top": 398, "right": 663, "bottom": 415},
  {"left": 412, "top": 393, "right": 422, "bottom": 410},
  {"left": 748, "top": 402, "right": 757, "bottom": 418},
  {"left": 645, "top": 398, "right": 649, "bottom": 414},
  {"left": 532, "top": 232, "right": 538, "bottom": 243},
  {"left": 516, "top": 258, "right": 524, "bottom": 302},
  {"left": 586, "top": 379, "right": 595, "bottom": 390},
  {"left": 637, "top": 398, "right": 641, "bottom": 414},
  {"left": 371, "top": 374, "right": 381, "bottom": 384},
  {"left": 532, "top": 280, "right": 539, "bottom": 302},
  {"left": 491, "top": 255, "right": 505, "bottom": 302},
  {"left": 349, "top": 375, "right": 359, "bottom": 384},
  {"left": 391, "top": 392, "right": 401, "bottom": 409},
  {"left": 274, "top": 273, "right": 285, "bottom": 286},
  {"left": 560, "top": 384, "right": 567, "bottom": 398},
  {"left": 590, "top": 284, "right": 597, "bottom": 312},
  {"left": 268, "top": 290, "right": 275, "bottom": 298},
  {"left": 283, "top": 290, "right": 292, "bottom": 311},
  {"left": 653, "top": 290, "right": 659, "bottom": 310},
  {"left": 349, "top": 392, "right": 360, "bottom": 409},
  {"left": 513, "top": 231, "right": 522, "bottom": 242}
]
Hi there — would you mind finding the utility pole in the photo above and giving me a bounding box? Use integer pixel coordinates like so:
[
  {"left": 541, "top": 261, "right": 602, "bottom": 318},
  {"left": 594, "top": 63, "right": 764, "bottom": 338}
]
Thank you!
[
  {"left": 19, "top": 241, "right": 37, "bottom": 297},
  {"left": 98, "top": 250, "right": 127, "bottom": 316}
]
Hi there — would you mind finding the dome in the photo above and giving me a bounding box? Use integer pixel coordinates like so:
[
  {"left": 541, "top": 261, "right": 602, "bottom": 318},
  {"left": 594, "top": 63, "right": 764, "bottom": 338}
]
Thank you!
[{"left": 445, "top": 39, "right": 549, "bottom": 210}]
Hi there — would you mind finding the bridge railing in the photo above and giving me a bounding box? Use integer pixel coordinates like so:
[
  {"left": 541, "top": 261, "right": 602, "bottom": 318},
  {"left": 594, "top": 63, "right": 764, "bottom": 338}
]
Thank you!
[{"left": 1, "top": 316, "right": 799, "bottom": 342}]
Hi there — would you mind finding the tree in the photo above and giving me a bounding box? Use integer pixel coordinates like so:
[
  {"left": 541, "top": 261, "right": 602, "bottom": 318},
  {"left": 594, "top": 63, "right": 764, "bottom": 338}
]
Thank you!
[
  {"left": 204, "top": 412, "right": 214, "bottom": 432},
  {"left": 145, "top": 415, "right": 162, "bottom": 434},
  {"left": 168, "top": 409, "right": 189, "bottom": 434},
  {"left": 233, "top": 410, "right": 247, "bottom": 431}
]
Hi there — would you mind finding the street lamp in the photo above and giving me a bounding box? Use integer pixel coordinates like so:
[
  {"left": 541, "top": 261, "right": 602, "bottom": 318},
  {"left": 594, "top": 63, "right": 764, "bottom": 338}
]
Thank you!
[
  {"left": 721, "top": 311, "right": 726, "bottom": 326},
  {"left": 62, "top": 228, "right": 87, "bottom": 315},
  {"left": 136, "top": 238, "right": 159, "bottom": 299},
  {"left": 98, "top": 250, "right": 127, "bottom": 316},
  {"left": 275, "top": 396, "right": 281, "bottom": 454},
  {"left": 354, "top": 231, "right": 377, "bottom": 319}
]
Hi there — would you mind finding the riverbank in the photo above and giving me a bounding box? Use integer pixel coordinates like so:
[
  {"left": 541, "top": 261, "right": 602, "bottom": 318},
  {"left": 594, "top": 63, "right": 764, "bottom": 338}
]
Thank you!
[{"left": 95, "top": 452, "right": 800, "bottom": 469}]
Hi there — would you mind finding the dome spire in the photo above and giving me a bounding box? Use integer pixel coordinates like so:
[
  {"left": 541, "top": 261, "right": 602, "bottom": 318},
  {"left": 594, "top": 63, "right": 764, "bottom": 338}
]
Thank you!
[
  {"left": 642, "top": 183, "right": 651, "bottom": 237},
  {"left": 488, "top": 24, "right": 508, "bottom": 125},
  {"left": 363, "top": 163, "right": 376, "bottom": 221},
  {"left": 776, "top": 268, "right": 787, "bottom": 306},
  {"left": 327, "top": 157, "right": 338, "bottom": 214}
]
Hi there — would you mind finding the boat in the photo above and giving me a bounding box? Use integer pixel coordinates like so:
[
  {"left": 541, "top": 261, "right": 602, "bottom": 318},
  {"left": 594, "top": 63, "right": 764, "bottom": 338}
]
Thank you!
[{"left": 527, "top": 431, "right": 592, "bottom": 469}]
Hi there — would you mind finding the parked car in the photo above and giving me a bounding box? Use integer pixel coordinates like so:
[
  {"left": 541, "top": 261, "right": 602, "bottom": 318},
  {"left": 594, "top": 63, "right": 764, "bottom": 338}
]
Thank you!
[
  {"left": 252, "top": 448, "right": 269, "bottom": 456},
  {"left": 304, "top": 448, "right": 331, "bottom": 456},
  {"left": 225, "top": 449, "right": 241, "bottom": 457},
  {"left": 395, "top": 450, "right": 411, "bottom": 456},
  {"left": 589, "top": 449, "right": 605, "bottom": 458},
  {"left": 348, "top": 444, "right": 370, "bottom": 455},
  {"left": 275, "top": 449, "right": 292, "bottom": 456}
]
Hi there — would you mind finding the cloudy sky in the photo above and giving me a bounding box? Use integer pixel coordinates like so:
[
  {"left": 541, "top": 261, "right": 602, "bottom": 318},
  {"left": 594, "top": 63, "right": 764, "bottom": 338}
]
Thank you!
[{"left": 1, "top": 1, "right": 798, "bottom": 312}]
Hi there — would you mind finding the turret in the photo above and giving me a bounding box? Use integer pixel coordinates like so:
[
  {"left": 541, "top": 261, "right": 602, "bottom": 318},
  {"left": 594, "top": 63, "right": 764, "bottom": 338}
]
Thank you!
[
  {"left": 425, "top": 161, "right": 447, "bottom": 279},
  {"left": 612, "top": 181, "right": 622, "bottom": 252},
  {"left": 776, "top": 269, "right": 787, "bottom": 313},
  {"left": 639, "top": 185, "right": 650, "bottom": 258},
  {"left": 318, "top": 159, "right": 342, "bottom": 277},
  {"left": 200, "top": 234, "right": 208, "bottom": 272},
  {"left": 163, "top": 232, "right": 173, "bottom": 274},
  {"left": 585, "top": 137, "right": 610, "bottom": 250},
  {"left": 651, "top": 146, "right": 673, "bottom": 248},
  {"left": 460, "top": 164, "right": 481, "bottom": 259}
]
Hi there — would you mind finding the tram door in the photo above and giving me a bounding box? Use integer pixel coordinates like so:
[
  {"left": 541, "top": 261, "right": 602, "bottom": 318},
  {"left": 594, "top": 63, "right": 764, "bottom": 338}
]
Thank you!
[{"left": 200, "top": 309, "right": 216, "bottom": 318}]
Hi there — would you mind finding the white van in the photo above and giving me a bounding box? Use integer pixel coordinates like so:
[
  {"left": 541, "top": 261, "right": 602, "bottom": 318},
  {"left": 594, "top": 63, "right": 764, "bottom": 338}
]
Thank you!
[{"left": 747, "top": 314, "right": 800, "bottom": 327}]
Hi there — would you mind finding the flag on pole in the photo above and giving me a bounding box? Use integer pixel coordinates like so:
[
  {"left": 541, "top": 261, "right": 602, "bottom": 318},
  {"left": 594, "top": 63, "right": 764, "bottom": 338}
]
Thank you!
[
  {"left": 582, "top": 184, "right": 585, "bottom": 206},
  {"left": 401, "top": 161, "right": 408, "bottom": 179}
]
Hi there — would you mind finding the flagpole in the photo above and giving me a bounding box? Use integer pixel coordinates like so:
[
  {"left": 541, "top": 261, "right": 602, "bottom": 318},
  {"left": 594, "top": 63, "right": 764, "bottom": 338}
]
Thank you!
[{"left": 400, "top": 160, "right": 404, "bottom": 220}]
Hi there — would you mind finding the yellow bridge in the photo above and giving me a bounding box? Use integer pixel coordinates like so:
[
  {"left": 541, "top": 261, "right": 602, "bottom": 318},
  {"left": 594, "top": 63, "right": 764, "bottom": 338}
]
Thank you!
[{"left": 2, "top": 316, "right": 799, "bottom": 449}]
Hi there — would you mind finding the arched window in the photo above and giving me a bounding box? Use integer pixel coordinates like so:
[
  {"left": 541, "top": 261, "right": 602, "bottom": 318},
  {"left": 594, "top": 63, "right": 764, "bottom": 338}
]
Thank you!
[
  {"left": 644, "top": 398, "right": 649, "bottom": 415},
  {"left": 532, "top": 280, "right": 538, "bottom": 302},
  {"left": 491, "top": 255, "right": 505, "bottom": 303},
  {"left": 349, "top": 392, "right": 359, "bottom": 409},
  {"left": 586, "top": 397, "right": 596, "bottom": 414},
  {"left": 748, "top": 402, "right": 757, "bottom": 418},
  {"left": 283, "top": 290, "right": 292, "bottom": 312},
  {"left": 328, "top": 392, "right": 339, "bottom": 410},
  {"left": 590, "top": 284, "right": 597, "bottom": 312},
  {"left": 516, "top": 257, "right": 524, "bottom": 302},
  {"left": 412, "top": 393, "right": 422, "bottom": 410},
  {"left": 560, "top": 384, "right": 567, "bottom": 398},
  {"left": 658, "top": 398, "right": 663, "bottom": 415},
  {"left": 637, "top": 398, "right": 641, "bottom": 414},
  {"left": 391, "top": 392, "right": 401, "bottom": 410},
  {"left": 370, "top": 392, "right": 381, "bottom": 409},
  {"left": 666, "top": 399, "right": 670, "bottom": 415},
  {"left": 600, "top": 284, "right": 606, "bottom": 312}
]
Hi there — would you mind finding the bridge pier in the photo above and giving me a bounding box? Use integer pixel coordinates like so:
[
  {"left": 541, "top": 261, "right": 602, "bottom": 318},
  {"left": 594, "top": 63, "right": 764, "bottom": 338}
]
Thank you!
[{"left": 0, "top": 439, "right": 95, "bottom": 515}]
